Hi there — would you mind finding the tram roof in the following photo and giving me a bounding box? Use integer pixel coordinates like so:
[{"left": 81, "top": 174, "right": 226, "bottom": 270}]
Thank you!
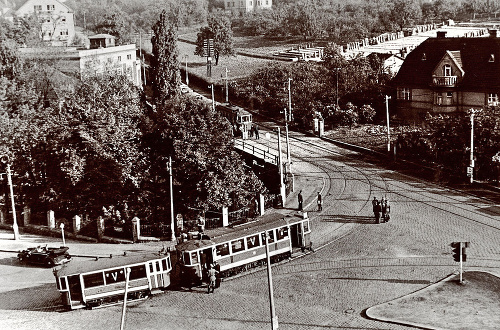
[
  {"left": 176, "top": 213, "right": 307, "bottom": 251},
  {"left": 55, "top": 252, "right": 169, "bottom": 277}
]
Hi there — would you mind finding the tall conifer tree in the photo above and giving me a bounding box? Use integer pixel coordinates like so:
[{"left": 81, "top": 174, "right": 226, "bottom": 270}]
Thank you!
[{"left": 151, "top": 10, "right": 180, "bottom": 105}]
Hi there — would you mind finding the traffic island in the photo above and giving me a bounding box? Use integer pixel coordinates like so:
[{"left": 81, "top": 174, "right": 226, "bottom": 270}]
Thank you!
[{"left": 365, "top": 271, "right": 500, "bottom": 330}]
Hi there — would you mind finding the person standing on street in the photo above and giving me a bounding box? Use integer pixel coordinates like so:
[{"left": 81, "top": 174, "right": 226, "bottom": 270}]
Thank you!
[
  {"left": 374, "top": 201, "right": 382, "bottom": 224},
  {"left": 298, "top": 190, "right": 303, "bottom": 211},
  {"left": 317, "top": 192, "right": 322, "bottom": 211},
  {"left": 207, "top": 264, "right": 218, "bottom": 293},
  {"left": 255, "top": 125, "right": 259, "bottom": 139}
]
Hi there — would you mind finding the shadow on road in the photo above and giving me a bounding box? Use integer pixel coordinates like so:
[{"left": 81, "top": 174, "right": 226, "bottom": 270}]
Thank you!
[
  {"left": 328, "top": 277, "right": 432, "bottom": 284},
  {"left": 321, "top": 215, "right": 377, "bottom": 224},
  {"left": 0, "top": 283, "right": 64, "bottom": 312}
]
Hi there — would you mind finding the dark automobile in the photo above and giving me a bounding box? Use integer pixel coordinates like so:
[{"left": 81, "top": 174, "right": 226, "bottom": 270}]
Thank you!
[{"left": 18, "top": 246, "right": 72, "bottom": 267}]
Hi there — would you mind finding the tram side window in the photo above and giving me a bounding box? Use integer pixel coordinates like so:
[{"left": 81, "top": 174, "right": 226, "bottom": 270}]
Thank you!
[
  {"left": 231, "top": 238, "right": 245, "bottom": 253},
  {"left": 246, "top": 234, "right": 260, "bottom": 249},
  {"left": 216, "top": 243, "right": 230, "bottom": 257},
  {"left": 162, "top": 259, "right": 168, "bottom": 271},
  {"left": 129, "top": 265, "right": 147, "bottom": 280},
  {"left": 105, "top": 268, "right": 126, "bottom": 284},
  {"left": 303, "top": 220, "right": 311, "bottom": 233},
  {"left": 83, "top": 272, "right": 105, "bottom": 288},
  {"left": 277, "top": 226, "right": 289, "bottom": 240},
  {"left": 191, "top": 252, "right": 199, "bottom": 264},
  {"left": 60, "top": 278, "right": 67, "bottom": 290},
  {"left": 261, "top": 230, "right": 275, "bottom": 243}
]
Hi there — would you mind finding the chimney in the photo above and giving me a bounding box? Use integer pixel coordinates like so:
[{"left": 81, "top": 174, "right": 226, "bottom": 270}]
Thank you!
[
  {"left": 489, "top": 29, "right": 498, "bottom": 38},
  {"left": 437, "top": 31, "right": 447, "bottom": 38}
]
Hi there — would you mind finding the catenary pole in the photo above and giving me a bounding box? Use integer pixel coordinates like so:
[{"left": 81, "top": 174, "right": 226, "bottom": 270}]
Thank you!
[
  {"left": 265, "top": 231, "right": 278, "bottom": 330},
  {"left": 169, "top": 156, "right": 175, "bottom": 242}
]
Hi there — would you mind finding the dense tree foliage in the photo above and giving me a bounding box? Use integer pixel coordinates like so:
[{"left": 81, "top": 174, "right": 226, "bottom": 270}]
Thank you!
[{"left": 396, "top": 108, "right": 500, "bottom": 182}]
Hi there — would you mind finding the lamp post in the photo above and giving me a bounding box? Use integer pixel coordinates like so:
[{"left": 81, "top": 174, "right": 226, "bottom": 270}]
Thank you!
[
  {"left": 287, "top": 78, "right": 292, "bottom": 122},
  {"left": 385, "top": 95, "right": 391, "bottom": 152},
  {"left": 264, "top": 231, "right": 278, "bottom": 330},
  {"left": 1, "top": 155, "right": 19, "bottom": 240},
  {"left": 167, "top": 156, "right": 175, "bottom": 242},
  {"left": 276, "top": 127, "right": 286, "bottom": 207},
  {"left": 224, "top": 67, "right": 229, "bottom": 103},
  {"left": 468, "top": 109, "right": 480, "bottom": 183},
  {"left": 184, "top": 55, "right": 189, "bottom": 86}
]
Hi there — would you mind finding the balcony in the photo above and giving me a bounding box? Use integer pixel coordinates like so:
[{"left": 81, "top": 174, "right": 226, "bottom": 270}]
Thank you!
[{"left": 432, "top": 75, "right": 457, "bottom": 87}]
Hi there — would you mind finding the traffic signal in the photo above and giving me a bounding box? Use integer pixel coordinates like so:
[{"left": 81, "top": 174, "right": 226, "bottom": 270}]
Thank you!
[{"left": 451, "top": 242, "right": 461, "bottom": 262}]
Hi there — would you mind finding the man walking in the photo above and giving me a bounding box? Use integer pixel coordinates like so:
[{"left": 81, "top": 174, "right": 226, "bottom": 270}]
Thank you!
[
  {"left": 317, "top": 192, "right": 322, "bottom": 211},
  {"left": 298, "top": 190, "right": 303, "bottom": 211},
  {"left": 207, "top": 264, "right": 219, "bottom": 293}
]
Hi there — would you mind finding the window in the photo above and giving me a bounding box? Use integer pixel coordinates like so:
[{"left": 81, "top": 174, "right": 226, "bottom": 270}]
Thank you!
[
  {"left": 489, "top": 54, "right": 495, "bottom": 62},
  {"left": 261, "top": 230, "right": 275, "bottom": 243},
  {"left": 488, "top": 93, "right": 498, "bottom": 105},
  {"left": 191, "top": 251, "right": 199, "bottom": 264},
  {"left": 59, "top": 278, "right": 67, "bottom": 290},
  {"left": 161, "top": 258, "right": 168, "bottom": 271},
  {"left": 61, "top": 17, "right": 66, "bottom": 22},
  {"left": 437, "top": 95, "right": 443, "bottom": 105},
  {"left": 443, "top": 64, "right": 452, "bottom": 76},
  {"left": 216, "top": 243, "right": 230, "bottom": 257},
  {"left": 47, "top": 4, "right": 55, "bottom": 11},
  {"left": 83, "top": 272, "right": 105, "bottom": 288},
  {"left": 398, "top": 88, "right": 411, "bottom": 100},
  {"left": 129, "top": 264, "right": 147, "bottom": 280},
  {"left": 231, "top": 238, "right": 245, "bottom": 253},
  {"left": 127, "top": 54, "right": 132, "bottom": 60},
  {"left": 118, "top": 56, "right": 122, "bottom": 62},
  {"left": 421, "top": 53, "right": 426, "bottom": 61},
  {"left": 246, "top": 234, "right": 260, "bottom": 249},
  {"left": 60, "top": 30, "right": 68, "bottom": 36},
  {"left": 34, "top": 5, "right": 42, "bottom": 11},
  {"left": 447, "top": 92, "right": 453, "bottom": 98},
  {"left": 276, "top": 226, "right": 289, "bottom": 240},
  {"left": 104, "top": 268, "right": 126, "bottom": 284},
  {"left": 303, "top": 220, "right": 311, "bottom": 233}
]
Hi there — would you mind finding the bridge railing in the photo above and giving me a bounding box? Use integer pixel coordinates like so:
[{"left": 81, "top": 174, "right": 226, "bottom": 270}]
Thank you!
[{"left": 234, "top": 139, "right": 279, "bottom": 165}]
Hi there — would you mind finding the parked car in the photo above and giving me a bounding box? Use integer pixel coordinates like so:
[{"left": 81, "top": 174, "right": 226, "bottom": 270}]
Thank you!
[{"left": 18, "top": 246, "right": 71, "bottom": 267}]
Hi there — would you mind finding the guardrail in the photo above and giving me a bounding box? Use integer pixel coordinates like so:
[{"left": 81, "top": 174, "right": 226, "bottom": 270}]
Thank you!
[{"left": 234, "top": 139, "right": 279, "bottom": 166}]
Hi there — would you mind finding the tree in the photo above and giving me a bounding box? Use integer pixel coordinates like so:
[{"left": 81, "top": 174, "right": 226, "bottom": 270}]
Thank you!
[
  {"left": 142, "top": 96, "right": 266, "bottom": 221},
  {"left": 195, "top": 10, "right": 234, "bottom": 66},
  {"left": 151, "top": 10, "right": 181, "bottom": 105},
  {"left": 94, "top": 9, "right": 130, "bottom": 44},
  {"left": 388, "top": 0, "right": 422, "bottom": 30}
]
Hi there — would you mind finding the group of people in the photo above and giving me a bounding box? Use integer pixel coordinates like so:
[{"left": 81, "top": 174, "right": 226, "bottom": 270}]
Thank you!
[
  {"left": 372, "top": 197, "right": 391, "bottom": 224},
  {"left": 249, "top": 124, "right": 259, "bottom": 139},
  {"left": 297, "top": 191, "right": 323, "bottom": 211}
]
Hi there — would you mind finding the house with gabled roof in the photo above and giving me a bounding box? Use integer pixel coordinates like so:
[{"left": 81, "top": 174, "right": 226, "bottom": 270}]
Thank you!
[
  {"left": 391, "top": 30, "right": 500, "bottom": 122},
  {"left": 3, "top": 0, "right": 75, "bottom": 46}
]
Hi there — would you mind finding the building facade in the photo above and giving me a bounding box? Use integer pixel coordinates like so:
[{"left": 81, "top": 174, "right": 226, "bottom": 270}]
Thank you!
[
  {"left": 3, "top": 0, "right": 75, "bottom": 46},
  {"left": 224, "top": 0, "right": 272, "bottom": 14},
  {"left": 391, "top": 31, "right": 500, "bottom": 122},
  {"left": 79, "top": 35, "right": 141, "bottom": 87}
]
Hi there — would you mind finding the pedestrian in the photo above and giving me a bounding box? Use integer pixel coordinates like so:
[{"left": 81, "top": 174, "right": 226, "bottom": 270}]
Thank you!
[
  {"left": 250, "top": 125, "right": 254, "bottom": 138},
  {"left": 372, "top": 197, "right": 378, "bottom": 213},
  {"left": 207, "top": 264, "right": 218, "bottom": 293},
  {"left": 298, "top": 190, "right": 303, "bottom": 211},
  {"left": 317, "top": 192, "right": 322, "bottom": 211},
  {"left": 381, "top": 197, "right": 386, "bottom": 221},
  {"left": 255, "top": 125, "right": 259, "bottom": 139},
  {"left": 374, "top": 201, "right": 382, "bottom": 224},
  {"left": 384, "top": 199, "right": 391, "bottom": 222}
]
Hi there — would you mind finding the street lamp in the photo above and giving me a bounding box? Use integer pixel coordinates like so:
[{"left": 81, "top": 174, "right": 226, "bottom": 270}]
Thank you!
[
  {"left": 167, "top": 156, "right": 175, "bottom": 242},
  {"left": 385, "top": 95, "right": 391, "bottom": 152},
  {"left": 1, "top": 155, "right": 19, "bottom": 240},
  {"left": 184, "top": 55, "right": 189, "bottom": 86},
  {"left": 468, "top": 108, "right": 480, "bottom": 183}
]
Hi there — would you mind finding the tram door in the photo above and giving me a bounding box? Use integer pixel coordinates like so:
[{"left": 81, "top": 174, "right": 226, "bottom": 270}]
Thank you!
[
  {"left": 67, "top": 275, "right": 83, "bottom": 307},
  {"left": 200, "top": 248, "right": 214, "bottom": 281},
  {"left": 290, "top": 223, "right": 304, "bottom": 248}
]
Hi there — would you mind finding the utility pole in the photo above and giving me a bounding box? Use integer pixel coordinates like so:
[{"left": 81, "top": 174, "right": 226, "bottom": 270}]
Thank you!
[
  {"left": 168, "top": 156, "right": 175, "bottom": 242},
  {"left": 277, "top": 127, "right": 286, "bottom": 207},
  {"left": 468, "top": 109, "right": 479, "bottom": 183},
  {"left": 264, "top": 231, "right": 279, "bottom": 330},
  {"left": 287, "top": 78, "right": 292, "bottom": 122},
  {"left": 224, "top": 67, "right": 229, "bottom": 103},
  {"left": 335, "top": 68, "right": 340, "bottom": 108},
  {"left": 1, "top": 156, "right": 19, "bottom": 240},
  {"left": 284, "top": 107, "right": 293, "bottom": 191},
  {"left": 209, "top": 84, "right": 215, "bottom": 111},
  {"left": 385, "top": 95, "right": 391, "bottom": 152},
  {"left": 120, "top": 267, "right": 131, "bottom": 330},
  {"left": 184, "top": 55, "right": 189, "bottom": 86}
]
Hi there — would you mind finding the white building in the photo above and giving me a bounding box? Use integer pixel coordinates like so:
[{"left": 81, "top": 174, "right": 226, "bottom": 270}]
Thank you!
[
  {"left": 3, "top": 0, "right": 75, "bottom": 46},
  {"left": 224, "top": 0, "right": 272, "bottom": 14}
]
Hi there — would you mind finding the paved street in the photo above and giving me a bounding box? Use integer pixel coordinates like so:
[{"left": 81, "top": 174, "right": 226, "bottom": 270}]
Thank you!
[{"left": 1, "top": 130, "right": 500, "bottom": 329}]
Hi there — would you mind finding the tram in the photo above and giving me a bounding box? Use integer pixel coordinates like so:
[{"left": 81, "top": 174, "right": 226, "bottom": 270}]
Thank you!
[
  {"left": 175, "top": 212, "right": 311, "bottom": 285},
  {"left": 54, "top": 252, "right": 172, "bottom": 310},
  {"left": 217, "top": 103, "right": 253, "bottom": 137}
]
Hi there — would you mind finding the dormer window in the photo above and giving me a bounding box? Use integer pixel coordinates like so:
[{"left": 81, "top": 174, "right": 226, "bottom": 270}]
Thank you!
[
  {"left": 421, "top": 53, "right": 426, "bottom": 61},
  {"left": 489, "top": 54, "right": 495, "bottom": 62},
  {"left": 443, "top": 64, "right": 452, "bottom": 76}
]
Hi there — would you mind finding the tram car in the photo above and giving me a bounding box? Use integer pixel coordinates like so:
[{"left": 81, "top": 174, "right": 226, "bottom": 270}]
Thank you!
[
  {"left": 217, "top": 103, "right": 253, "bottom": 137},
  {"left": 175, "top": 212, "right": 311, "bottom": 285},
  {"left": 54, "top": 252, "right": 172, "bottom": 310}
]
